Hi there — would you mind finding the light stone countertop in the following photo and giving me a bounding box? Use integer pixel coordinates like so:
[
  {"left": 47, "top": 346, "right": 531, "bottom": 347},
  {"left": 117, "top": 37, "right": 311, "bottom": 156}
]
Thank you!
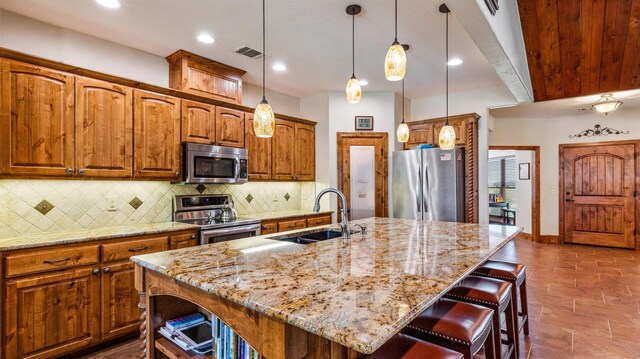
[
  {"left": 0, "top": 222, "right": 200, "bottom": 251},
  {"left": 243, "top": 209, "right": 334, "bottom": 221},
  {"left": 131, "top": 217, "right": 522, "bottom": 354}
]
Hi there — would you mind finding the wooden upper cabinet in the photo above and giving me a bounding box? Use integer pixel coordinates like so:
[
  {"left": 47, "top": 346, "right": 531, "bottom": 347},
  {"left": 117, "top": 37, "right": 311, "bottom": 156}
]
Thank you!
[
  {"left": 181, "top": 99, "right": 215, "bottom": 144},
  {"left": 75, "top": 77, "right": 133, "bottom": 178},
  {"left": 294, "top": 123, "right": 315, "bottom": 181},
  {"left": 432, "top": 119, "right": 467, "bottom": 146},
  {"left": 166, "top": 50, "right": 245, "bottom": 104},
  {"left": 272, "top": 119, "right": 296, "bottom": 180},
  {"left": 215, "top": 107, "right": 245, "bottom": 148},
  {"left": 245, "top": 113, "right": 272, "bottom": 180},
  {"left": 133, "top": 90, "right": 181, "bottom": 180},
  {"left": 5, "top": 266, "right": 101, "bottom": 358},
  {"left": 403, "top": 122, "right": 434, "bottom": 150},
  {"left": 0, "top": 60, "right": 75, "bottom": 177}
]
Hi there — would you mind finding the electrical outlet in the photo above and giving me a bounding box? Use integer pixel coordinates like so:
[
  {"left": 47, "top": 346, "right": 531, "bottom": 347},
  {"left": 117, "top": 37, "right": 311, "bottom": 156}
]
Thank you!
[
  {"left": 107, "top": 197, "right": 118, "bottom": 211},
  {"left": 273, "top": 193, "right": 279, "bottom": 202}
]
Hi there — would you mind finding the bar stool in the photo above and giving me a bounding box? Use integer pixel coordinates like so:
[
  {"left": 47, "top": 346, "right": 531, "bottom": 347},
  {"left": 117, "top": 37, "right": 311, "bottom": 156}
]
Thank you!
[
  {"left": 403, "top": 298, "right": 496, "bottom": 359},
  {"left": 365, "top": 334, "right": 463, "bottom": 359},
  {"left": 473, "top": 260, "right": 529, "bottom": 353},
  {"left": 445, "top": 275, "right": 518, "bottom": 359}
]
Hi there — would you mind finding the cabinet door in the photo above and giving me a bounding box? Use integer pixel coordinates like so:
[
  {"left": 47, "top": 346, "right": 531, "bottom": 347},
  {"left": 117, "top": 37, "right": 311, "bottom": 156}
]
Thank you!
[
  {"left": 245, "top": 113, "right": 272, "bottom": 180},
  {"left": 277, "top": 219, "right": 307, "bottom": 232},
  {"left": 215, "top": 107, "right": 245, "bottom": 148},
  {"left": 75, "top": 77, "right": 133, "bottom": 178},
  {"left": 181, "top": 100, "right": 215, "bottom": 144},
  {"left": 5, "top": 266, "right": 101, "bottom": 358},
  {"left": 133, "top": 90, "right": 181, "bottom": 180},
  {"left": 272, "top": 120, "right": 296, "bottom": 180},
  {"left": 0, "top": 61, "right": 75, "bottom": 176},
  {"left": 260, "top": 221, "right": 277, "bottom": 235},
  {"left": 294, "top": 123, "right": 315, "bottom": 181},
  {"left": 101, "top": 261, "right": 140, "bottom": 340},
  {"left": 169, "top": 232, "right": 198, "bottom": 249},
  {"left": 432, "top": 120, "right": 467, "bottom": 146},
  {"left": 403, "top": 122, "right": 433, "bottom": 149}
]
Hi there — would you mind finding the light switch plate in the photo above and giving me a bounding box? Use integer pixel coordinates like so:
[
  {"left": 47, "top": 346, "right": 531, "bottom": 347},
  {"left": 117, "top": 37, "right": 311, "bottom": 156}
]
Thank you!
[{"left": 107, "top": 197, "right": 118, "bottom": 211}]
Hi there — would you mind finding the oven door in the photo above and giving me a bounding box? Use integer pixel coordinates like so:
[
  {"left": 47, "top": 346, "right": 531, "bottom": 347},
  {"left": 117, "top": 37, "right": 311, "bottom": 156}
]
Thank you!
[
  {"left": 185, "top": 150, "right": 245, "bottom": 184},
  {"left": 200, "top": 223, "right": 262, "bottom": 245}
]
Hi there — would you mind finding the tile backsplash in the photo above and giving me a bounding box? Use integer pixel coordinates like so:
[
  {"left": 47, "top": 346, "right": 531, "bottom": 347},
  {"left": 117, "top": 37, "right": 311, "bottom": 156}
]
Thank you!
[{"left": 0, "top": 180, "right": 321, "bottom": 238}]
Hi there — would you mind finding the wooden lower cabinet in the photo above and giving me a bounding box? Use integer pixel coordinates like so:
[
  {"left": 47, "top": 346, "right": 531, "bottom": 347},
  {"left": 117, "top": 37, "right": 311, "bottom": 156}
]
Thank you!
[
  {"left": 261, "top": 213, "right": 334, "bottom": 236},
  {"left": 101, "top": 260, "right": 139, "bottom": 341},
  {"left": 5, "top": 266, "right": 101, "bottom": 359},
  {"left": 169, "top": 232, "right": 198, "bottom": 249}
]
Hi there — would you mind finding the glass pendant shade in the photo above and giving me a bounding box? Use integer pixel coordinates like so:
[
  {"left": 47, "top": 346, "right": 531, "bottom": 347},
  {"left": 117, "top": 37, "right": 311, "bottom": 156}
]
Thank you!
[
  {"left": 385, "top": 42, "right": 407, "bottom": 81},
  {"left": 591, "top": 94, "right": 622, "bottom": 115},
  {"left": 346, "top": 76, "right": 362, "bottom": 104},
  {"left": 439, "top": 124, "right": 456, "bottom": 150},
  {"left": 253, "top": 99, "right": 275, "bottom": 138},
  {"left": 397, "top": 122, "right": 409, "bottom": 143}
]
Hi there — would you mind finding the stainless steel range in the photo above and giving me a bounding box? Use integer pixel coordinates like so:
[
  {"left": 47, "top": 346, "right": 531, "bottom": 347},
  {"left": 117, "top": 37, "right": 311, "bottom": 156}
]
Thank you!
[{"left": 173, "top": 195, "right": 261, "bottom": 245}]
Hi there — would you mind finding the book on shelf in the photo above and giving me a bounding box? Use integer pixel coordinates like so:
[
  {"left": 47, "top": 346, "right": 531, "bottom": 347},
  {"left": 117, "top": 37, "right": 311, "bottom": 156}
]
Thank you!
[
  {"left": 165, "top": 312, "right": 205, "bottom": 331},
  {"left": 158, "top": 313, "right": 212, "bottom": 355},
  {"left": 211, "top": 314, "right": 259, "bottom": 359}
]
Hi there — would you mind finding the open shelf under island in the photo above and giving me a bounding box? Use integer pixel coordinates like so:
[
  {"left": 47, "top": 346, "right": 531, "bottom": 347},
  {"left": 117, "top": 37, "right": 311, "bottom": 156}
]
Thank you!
[{"left": 131, "top": 217, "right": 521, "bottom": 358}]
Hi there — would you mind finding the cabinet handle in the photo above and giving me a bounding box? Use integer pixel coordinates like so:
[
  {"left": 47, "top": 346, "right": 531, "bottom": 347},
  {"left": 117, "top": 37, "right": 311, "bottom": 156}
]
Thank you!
[
  {"left": 104, "top": 267, "right": 111, "bottom": 273},
  {"left": 92, "top": 268, "right": 100, "bottom": 275},
  {"left": 43, "top": 257, "right": 70, "bottom": 264},
  {"left": 191, "top": 234, "right": 196, "bottom": 239},
  {"left": 78, "top": 168, "right": 85, "bottom": 175},
  {"left": 66, "top": 168, "right": 73, "bottom": 175},
  {"left": 128, "top": 245, "right": 148, "bottom": 252}
]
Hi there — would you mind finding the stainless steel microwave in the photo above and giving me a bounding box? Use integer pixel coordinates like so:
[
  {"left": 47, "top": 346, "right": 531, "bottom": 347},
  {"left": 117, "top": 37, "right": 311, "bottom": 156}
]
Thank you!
[{"left": 183, "top": 143, "right": 248, "bottom": 184}]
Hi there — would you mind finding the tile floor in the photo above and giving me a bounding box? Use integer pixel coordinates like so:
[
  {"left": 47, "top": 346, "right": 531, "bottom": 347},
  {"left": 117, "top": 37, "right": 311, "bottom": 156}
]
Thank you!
[{"left": 77, "top": 238, "right": 640, "bottom": 359}]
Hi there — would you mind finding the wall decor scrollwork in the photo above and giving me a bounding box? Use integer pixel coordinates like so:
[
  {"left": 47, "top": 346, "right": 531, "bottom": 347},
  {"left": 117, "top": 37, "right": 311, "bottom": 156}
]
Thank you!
[{"left": 569, "top": 124, "right": 629, "bottom": 138}]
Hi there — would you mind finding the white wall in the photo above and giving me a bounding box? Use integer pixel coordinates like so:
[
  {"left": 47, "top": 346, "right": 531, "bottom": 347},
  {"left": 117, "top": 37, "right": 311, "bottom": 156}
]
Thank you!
[
  {"left": 411, "top": 85, "right": 518, "bottom": 223},
  {"left": 242, "top": 83, "right": 301, "bottom": 118},
  {"left": 515, "top": 151, "right": 533, "bottom": 234},
  {"left": 490, "top": 107, "right": 640, "bottom": 235}
]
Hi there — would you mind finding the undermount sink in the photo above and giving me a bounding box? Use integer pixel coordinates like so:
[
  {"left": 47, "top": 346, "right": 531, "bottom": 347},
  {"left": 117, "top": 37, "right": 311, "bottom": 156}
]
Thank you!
[{"left": 269, "top": 229, "right": 344, "bottom": 245}]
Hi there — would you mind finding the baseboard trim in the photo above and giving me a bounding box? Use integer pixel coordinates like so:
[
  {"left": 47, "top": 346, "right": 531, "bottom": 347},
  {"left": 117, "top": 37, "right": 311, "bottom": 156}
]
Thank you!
[
  {"left": 539, "top": 235, "right": 561, "bottom": 244},
  {"left": 515, "top": 232, "right": 532, "bottom": 241}
]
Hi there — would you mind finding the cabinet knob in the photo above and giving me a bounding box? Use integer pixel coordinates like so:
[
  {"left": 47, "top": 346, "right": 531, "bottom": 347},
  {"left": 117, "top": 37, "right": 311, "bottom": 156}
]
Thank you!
[
  {"left": 191, "top": 234, "right": 196, "bottom": 239},
  {"left": 104, "top": 267, "right": 111, "bottom": 273},
  {"left": 78, "top": 169, "right": 85, "bottom": 175},
  {"left": 66, "top": 168, "right": 74, "bottom": 175},
  {"left": 218, "top": 141, "right": 223, "bottom": 145},
  {"left": 92, "top": 268, "right": 100, "bottom": 275},
  {"left": 175, "top": 171, "right": 180, "bottom": 176}
]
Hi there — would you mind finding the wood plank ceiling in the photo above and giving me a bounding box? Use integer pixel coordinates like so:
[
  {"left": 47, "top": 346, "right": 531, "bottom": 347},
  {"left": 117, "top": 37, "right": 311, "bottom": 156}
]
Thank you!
[{"left": 518, "top": 0, "right": 640, "bottom": 101}]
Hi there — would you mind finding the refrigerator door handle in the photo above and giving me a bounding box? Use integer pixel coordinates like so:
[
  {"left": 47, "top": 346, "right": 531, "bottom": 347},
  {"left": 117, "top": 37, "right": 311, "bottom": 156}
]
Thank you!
[
  {"left": 417, "top": 171, "right": 422, "bottom": 213},
  {"left": 423, "top": 166, "right": 429, "bottom": 213}
]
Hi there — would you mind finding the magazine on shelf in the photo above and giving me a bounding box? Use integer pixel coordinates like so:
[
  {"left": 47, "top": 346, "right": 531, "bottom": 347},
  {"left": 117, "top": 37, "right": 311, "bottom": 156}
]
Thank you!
[{"left": 158, "top": 316, "right": 212, "bottom": 355}]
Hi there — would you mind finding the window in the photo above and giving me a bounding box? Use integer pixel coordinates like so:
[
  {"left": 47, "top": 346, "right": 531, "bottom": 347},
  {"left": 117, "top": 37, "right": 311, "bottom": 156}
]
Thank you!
[{"left": 488, "top": 156, "right": 516, "bottom": 216}]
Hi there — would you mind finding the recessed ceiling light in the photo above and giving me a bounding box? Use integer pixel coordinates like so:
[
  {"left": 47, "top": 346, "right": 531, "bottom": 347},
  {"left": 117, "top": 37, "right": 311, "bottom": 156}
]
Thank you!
[
  {"left": 96, "top": 0, "right": 121, "bottom": 9},
  {"left": 359, "top": 79, "right": 369, "bottom": 86},
  {"left": 447, "top": 58, "right": 463, "bottom": 66},
  {"left": 196, "top": 34, "right": 215, "bottom": 44},
  {"left": 272, "top": 63, "right": 287, "bottom": 72}
]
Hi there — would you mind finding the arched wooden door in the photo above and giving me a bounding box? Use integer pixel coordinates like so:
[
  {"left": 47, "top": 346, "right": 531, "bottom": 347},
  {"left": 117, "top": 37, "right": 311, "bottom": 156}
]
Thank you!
[{"left": 561, "top": 143, "right": 636, "bottom": 248}]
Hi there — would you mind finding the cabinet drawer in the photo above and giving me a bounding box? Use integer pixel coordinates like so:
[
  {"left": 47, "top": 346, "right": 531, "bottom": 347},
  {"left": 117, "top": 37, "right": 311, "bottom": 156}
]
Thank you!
[
  {"left": 5, "top": 244, "right": 99, "bottom": 278},
  {"left": 169, "top": 232, "right": 198, "bottom": 249},
  {"left": 102, "top": 236, "right": 168, "bottom": 262},
  {"left": 261, "top": 222, "right": 278, "bottom": 235},
  {"left": 307, "top": 215, "right": 332, "bottom": 228},
  {"left": 278, "top": 219, "right": 307, "bottom": 232}
]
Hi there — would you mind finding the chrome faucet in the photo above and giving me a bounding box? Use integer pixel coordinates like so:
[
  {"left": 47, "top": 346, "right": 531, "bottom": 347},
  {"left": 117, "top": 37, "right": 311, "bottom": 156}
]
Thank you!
[{"left": 313, "top": 188, "right": 350, "bottom": 238}]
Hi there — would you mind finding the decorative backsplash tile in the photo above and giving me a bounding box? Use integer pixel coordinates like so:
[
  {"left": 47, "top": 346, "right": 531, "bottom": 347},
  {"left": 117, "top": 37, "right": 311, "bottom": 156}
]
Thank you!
[
  {"left": 0, "top": 180, "right": 315, "bottom": 238},
  {"left": 128, "top": 197, "right": 143, "bottom": 210}
]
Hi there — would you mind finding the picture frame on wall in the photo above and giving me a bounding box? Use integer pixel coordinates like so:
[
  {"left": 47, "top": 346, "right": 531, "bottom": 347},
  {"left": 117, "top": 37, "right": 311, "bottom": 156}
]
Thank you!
[
  {"left": 519, "top": 162, "right": 530, "bottom": 180},
  {"left": 355, "top": 116, "right": 374, "bottom": 131}
]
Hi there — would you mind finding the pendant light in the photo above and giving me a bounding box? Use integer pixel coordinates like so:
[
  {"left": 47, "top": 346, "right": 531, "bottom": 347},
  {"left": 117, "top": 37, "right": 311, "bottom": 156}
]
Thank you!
[
  {"left": 591, "top": 94, "right": 623, "bottom": 115},
  {"left": 385, "top": 0, "right": 407, "bottom": 81},
  {"left": 438, "top": 4, "right": 455, "bottom": 150},
  {"left": 345, "top": 5, "right": 362, "bottom": 104},
  {"left": 253, "top": 0, "right": 275, "bottom": 138},
  {"left": 397, "top": 79, "right": 409, "bottom": 142}
]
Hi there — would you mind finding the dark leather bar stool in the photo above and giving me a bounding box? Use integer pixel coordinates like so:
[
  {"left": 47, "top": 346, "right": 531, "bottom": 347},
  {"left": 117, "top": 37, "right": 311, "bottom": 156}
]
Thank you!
[
  {"left": 445, "top": 275, "right": 518, "bottom": 359},
  {"left": 365, "top": 333, "right": 464, "bottom": 359},
  {"left": 403, "top": 298, "right": 497, "bottom": 359},
  {"left": 473, "top": 260, "right": 529, "bottom": 354}
]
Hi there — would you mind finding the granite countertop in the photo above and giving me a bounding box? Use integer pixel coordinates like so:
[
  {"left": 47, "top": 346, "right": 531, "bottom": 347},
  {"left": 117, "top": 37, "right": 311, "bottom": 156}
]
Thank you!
[
  {"left": 244, "top": 209, "right": 334, "bottom": 221},
  {"left": 131, "top": 217, "right": 521, "bottom": 354},
  {"left": 0, "top": 222, "right": 200, "bottom": 251}
]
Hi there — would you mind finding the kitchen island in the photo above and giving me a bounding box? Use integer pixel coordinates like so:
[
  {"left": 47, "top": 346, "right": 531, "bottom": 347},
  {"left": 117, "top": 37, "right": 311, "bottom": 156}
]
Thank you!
[{"left": 131, "top": 217, "right": 521, "bottom": 358}]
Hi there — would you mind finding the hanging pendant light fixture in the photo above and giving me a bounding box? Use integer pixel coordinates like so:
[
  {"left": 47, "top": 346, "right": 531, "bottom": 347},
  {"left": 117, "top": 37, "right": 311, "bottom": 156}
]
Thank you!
[
  {"left": 397, "top": 79, "right": 409, "bottom": 142},
  {"left": 385, "top": 0, "right": 407, "bottom": 81},
  {"left": 591, "top": 94, "right": 623, "bottom": 115},
  {"left": 253, "top": 0, "right": 275, "bottom": 138},
  {"left": 346, "top": 5, "right": 362, "bottom": 104},
  {"left": 438, "top": 4, "right": 455, "bottom": 150}
]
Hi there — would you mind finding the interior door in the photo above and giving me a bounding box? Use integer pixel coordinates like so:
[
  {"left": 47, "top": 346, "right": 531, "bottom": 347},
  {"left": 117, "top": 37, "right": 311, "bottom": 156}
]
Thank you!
[{"left": 562, "top": 143, "right": 636, "bottom": 248}]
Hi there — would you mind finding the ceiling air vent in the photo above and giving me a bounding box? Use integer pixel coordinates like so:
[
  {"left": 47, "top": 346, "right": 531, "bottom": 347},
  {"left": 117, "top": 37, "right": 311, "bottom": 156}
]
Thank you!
[{"left": 234, "top": 46, "right": 266, "bottom": 60}]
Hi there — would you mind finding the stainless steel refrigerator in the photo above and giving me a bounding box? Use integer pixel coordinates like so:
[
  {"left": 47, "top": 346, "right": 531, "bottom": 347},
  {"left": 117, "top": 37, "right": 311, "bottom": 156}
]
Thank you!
[{"left": 393, "top": 148, "right": 465, "bottom": 222}]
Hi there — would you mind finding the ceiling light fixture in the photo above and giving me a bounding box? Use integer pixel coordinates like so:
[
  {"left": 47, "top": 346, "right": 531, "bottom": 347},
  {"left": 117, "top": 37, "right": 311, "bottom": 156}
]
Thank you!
[
  {"left": 359, "top": 79, "right": 368, "bottom": 86},
  {"left": 96, "top": 0, "right": 121, "bottom": 8},
  {"left": 397, "top": 79, "right": 409, "bottom": 143},
  {"left": 196, "top": 34, "right": 215, "bottom": 44},
  {"left": 345, "top": 4, "right": 362, "bottom": 104},
  {"left": 385, "top": 0, "right": 407, "bottom": 81},
  {"left": 591, "top": 94, "right": 622, "bottom": 115},
  {"left": 253, "top": 0, "right": 275, "bottom": 138},
  {"left": 272, "top": 63, "right": 287, "bottom": 71},
  {"left": 438, "top": 4, "right": 456, "bottom": 150},
  {"left": 447, "top": 58, "right": 463, "bottom": 66}
]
